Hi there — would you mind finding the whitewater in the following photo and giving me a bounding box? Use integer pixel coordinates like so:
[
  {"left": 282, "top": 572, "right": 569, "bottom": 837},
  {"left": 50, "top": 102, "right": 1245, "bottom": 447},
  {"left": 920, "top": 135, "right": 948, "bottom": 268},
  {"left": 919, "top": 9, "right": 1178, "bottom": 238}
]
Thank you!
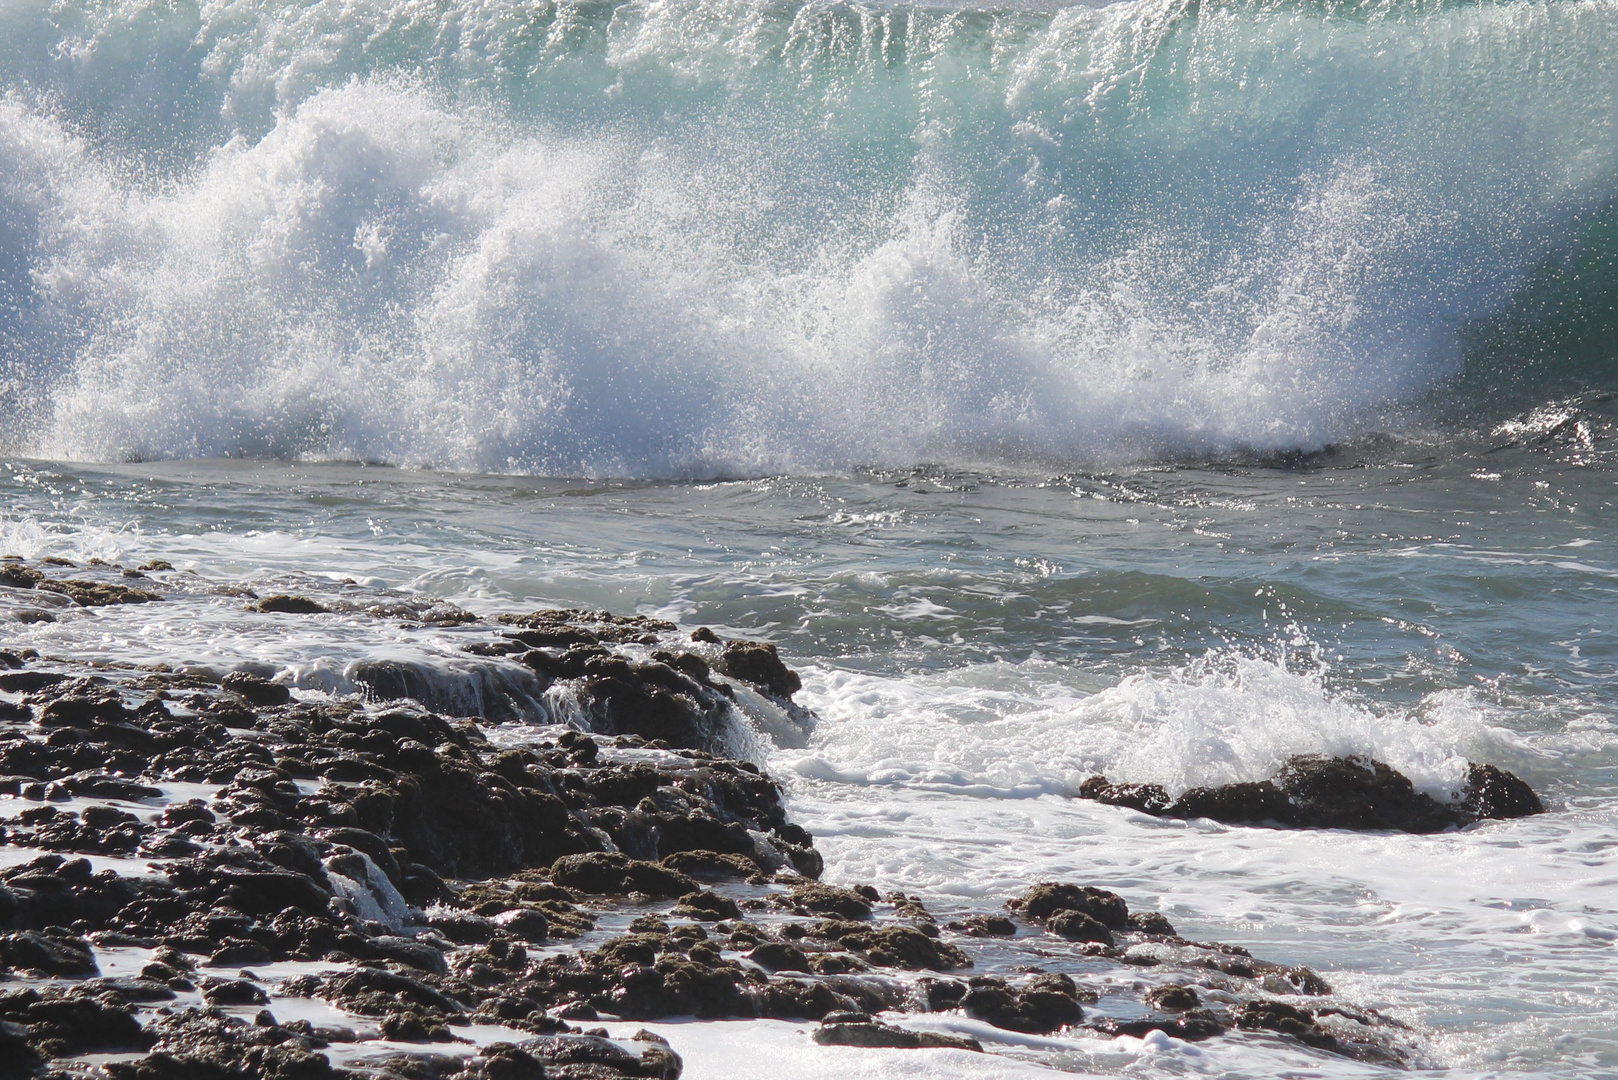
[{"left": 2, "top": 0, "right": 1617, "bottom": 1077}]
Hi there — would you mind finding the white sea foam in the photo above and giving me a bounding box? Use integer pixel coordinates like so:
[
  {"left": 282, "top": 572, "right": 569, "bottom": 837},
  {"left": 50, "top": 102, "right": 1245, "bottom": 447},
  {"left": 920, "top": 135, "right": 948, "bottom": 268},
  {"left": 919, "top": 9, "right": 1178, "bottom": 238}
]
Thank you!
[
  {"left": 788, "top": 652, "right": 1522, "bottom": 802},
  {"left": 3, "top": 1, "right": 1618, "bottom": 474}
]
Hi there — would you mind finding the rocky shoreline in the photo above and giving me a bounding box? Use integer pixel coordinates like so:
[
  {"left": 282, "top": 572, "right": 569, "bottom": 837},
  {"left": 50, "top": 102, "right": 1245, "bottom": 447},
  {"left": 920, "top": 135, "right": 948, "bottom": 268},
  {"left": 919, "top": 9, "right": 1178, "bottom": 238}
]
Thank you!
[{"left": 0, "top": 558, "right": 1545, "bottom": 1077}]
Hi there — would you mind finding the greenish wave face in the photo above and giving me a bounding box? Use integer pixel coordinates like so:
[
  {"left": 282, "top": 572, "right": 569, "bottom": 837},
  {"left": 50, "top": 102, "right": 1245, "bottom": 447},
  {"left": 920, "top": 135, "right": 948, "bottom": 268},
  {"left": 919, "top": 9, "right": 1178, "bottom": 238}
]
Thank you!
[{"left": 2, "top": 0, "right": 1617, "bottom": 474}]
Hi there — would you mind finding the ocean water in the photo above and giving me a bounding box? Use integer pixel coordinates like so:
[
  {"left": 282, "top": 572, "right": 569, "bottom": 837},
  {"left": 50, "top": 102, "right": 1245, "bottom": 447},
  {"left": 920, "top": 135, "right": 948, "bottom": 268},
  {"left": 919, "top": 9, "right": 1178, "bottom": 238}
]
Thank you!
[{"left": 2, "top": 0, "right": 1618, "bottom": 1076}]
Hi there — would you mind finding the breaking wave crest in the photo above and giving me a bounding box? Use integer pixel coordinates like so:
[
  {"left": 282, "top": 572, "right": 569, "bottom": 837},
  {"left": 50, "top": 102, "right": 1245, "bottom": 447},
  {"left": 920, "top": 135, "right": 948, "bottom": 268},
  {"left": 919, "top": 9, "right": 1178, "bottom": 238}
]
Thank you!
[{"left": 3, "top": 0, "right": 1618, "bottom": 475}]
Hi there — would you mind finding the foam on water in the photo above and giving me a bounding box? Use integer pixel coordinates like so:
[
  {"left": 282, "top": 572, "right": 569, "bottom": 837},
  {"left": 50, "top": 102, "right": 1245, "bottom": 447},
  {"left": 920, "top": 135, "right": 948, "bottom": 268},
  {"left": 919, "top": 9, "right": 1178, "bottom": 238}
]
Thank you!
[
  {"left": 3, "top": 0, "right": 1618, "bottom": 474},
  {"left": 0, "top": 456, "right": 1614, "bottom": 1074},
  {"left": 789, "top": 651, "right": 1529, "bottom": 801}
]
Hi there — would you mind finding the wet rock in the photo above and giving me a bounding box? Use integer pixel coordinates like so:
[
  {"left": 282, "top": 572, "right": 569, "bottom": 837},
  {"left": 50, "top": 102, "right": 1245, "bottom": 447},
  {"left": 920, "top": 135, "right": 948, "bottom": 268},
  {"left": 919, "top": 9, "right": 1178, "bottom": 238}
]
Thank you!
[
  {"left": 1168, "top": 780, "right": 1296, "bottom": 824},
  {"left": 550, "top": 853, "right": 697, "bottom": 899},
  {"left": 1083, "top": 756, "right": 1544, "bottom": 833},
  {"left": 252, "top": 595, "right": 331, "bottom": 615},
  {"left": 1077, "top": 776, "right": 1172, "bottom": 814},
  {"left": 1009, "top": 883, "right": 1130, "bottom": 930},
  {"left": 786, "top": 883, "right": 873, "bottom": 921},
  {"left": 713, "top": 641, "right": 801, "bottom": 698},
  {"left": 1126, "top": 911, "right": 1177, "bottom": 936},
  {"left": 962, "top": 974, "right": 1085, "bottom": 1034},
  {"left": 222, "top": 672, "right": 292, "bottom": 707},
  {"left": 660, "top": 850, "right": 758, "bottom": 881},
  {"left": 0, "top": 985, "right": 153, "bottom": 1058},
  {"left": 815, "top": 924, "right": 969, "bottom": 971},
  {"left": 0, "top": 928, "right": 98, "bottom": 974},
  {"left": 38, "top": 578, "right": 162, "bottom": 606},
  {"left": 945, "top": 914, "right": 1016, "bottom": 937},
  {"left": 1095, "top": 1009, "right": 1227, "bottom": 1042},
  {"left": 303, "top": 967, "right": 468, "bottom": 1023},
  {"left": 1233, "top": 999, "right": 1338, "bottom": 1049},
  {"left": 1146, "top": 984, "right": 1200, "bottom": 1010},
  {"left": 813, "top": 1017, "right": 982, "bottom": 1051},
  {"left": 201, "top": 978, "right": 271, "bottom": 1006},
  {"left": 748, "top": 942, "right": 810, "bottom": 972},
  {"left": 670, "top": 890, "right": 742, "bottom": 921},
  {"left": 1461, "top": 763, "right": 1544, "bottom": 820},
  {"left": 104, "top": 1007, "right": 343, "bottom": 1079},
  {"left": 0, "top": 1019, "right": 42, "bottom": 1076},
  {"left": 491, "top": 908, "right": 550, "bottom": 943},
  {"left": 516, "top": 1032, "right": 682, "bottom": 1079},
  {"left": 1047, "top": 909, "right": 1114, "bottom": 944}
]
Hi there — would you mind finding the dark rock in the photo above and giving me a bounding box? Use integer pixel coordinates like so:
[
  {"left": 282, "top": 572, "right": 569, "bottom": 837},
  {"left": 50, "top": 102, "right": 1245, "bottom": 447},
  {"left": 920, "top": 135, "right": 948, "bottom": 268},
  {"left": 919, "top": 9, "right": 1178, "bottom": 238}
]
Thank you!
[
  {"left": 200, "top": 978, "right": 270, "bottom": 1006},
  {"left": 1095, "top": 1009, "right": 1227, "bottom": 1042},
  {"left": 962, "top": 974, "right": 1083, "bottom": 1034},
  {"left": 550, "top": 853, "right": 697, "bottom": 899},
  {"left": 946, "top": 915, "right": 1016, "bottom": 937},
  {"left": 1009, "top": 883, "right": 1129, "bottom": 929},
  {"left": 252, "top": 595, "right": 331, "bottom": 615},
  {"left": 748, "top": 942, "right": 810, "bottom": 972},
  {"left": 1169, "top": 780, "right": 1296, "bottom": 825},
  {"left": 1089, "top": 756, "right": 1544, "bottom": 833},
  {"left": 660, "top": 850, "right": 758, "bottom": 881},
  {"left": 1461, "top": 763, "right": 1544, "bottom": 820},
  {"left": 38, "top": 578, "right": 162, "bottom": 606},
  {"left": 0, "top": 1018, "right": 42, "bottom": 1076},
  {"left": 713, "top": 641, "right": 801, "bottom": 698},
  {"left": 1233, "top": 999, "right": 1337, "bottom": 1049},
  {"left": 1078, "top": 776, "right": 1172, "bottom": 813},
  {"left": 221, "top": 672, "right": 292, "bottom": 707},
  {"left": 0, "top": 929, "right": 98, "bottom": 974},
  {"left": 787, "top": 884, "right": 872, "bottom": 921},
  {"left": 671, "top": 890, "right": 742, "bottom": 921},
  {"left": 491, "top": 908, "right": 549, "bottom": 943},
  {"left": 0, "top": 985, "right": 153, "bottom": 1056},
  {"left": 814, "top": 1019, "right": 981, "bottom": 1051},
  {"left": 825, "top": 925, "right": 969, "bottom": 971},
  {"left": 518, "top": 1032, "right": 682, "bottom": 1079},
  {"left": 1126, "top": 911, "right": 1177, "bottom": 936},
  {"left": 1047, "top": 910, "right": 1114, "bottom": 945},
  {"left": 1146, "top": 984, "right": 1200, "bottom": 1010}
]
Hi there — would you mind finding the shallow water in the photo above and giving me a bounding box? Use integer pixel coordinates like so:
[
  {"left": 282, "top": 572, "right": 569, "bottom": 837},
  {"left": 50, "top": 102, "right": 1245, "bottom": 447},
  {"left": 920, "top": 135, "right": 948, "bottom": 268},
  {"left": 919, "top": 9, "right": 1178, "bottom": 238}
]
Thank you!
[{"left": 1, "top": 425, "right": 1615, "bottom": 1076}]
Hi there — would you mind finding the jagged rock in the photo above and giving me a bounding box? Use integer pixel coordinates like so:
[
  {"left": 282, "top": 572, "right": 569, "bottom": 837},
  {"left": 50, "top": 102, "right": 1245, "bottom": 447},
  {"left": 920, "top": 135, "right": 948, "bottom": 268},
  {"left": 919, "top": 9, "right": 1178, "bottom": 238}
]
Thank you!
[
  {"left": 713, "top": 641, "right": 801, "bottom": 698},
  {"left": 549, "top": 853, "right": 697, "bottom": 898},
  {"left": 1079, "top": 755, "right": 1544, "bottom": 833},
  {"left": 786, "top": 883, "right": 873, "bottom": 921},
  {"left": 814, "top": 924, "right": 969, "bottom": 971},
  {"left": 814, "top": 1017, "right": 982, "bottom": 1051},
  {"left": 1233, "top": 999, "right": 1338, "bottom": 1049},
  {"left": 1048, "top": 909, "right": 1113, "bottom": 944},
  {"left": 962, "top": 974, "right": 1084, "bottom": 1034},
  {"left": 0, "top": 986, "right": 153, "bottom": 1058},
  {"left": 0, "top": 591, "right": 1417, "bottom": 1074},
  {"left": 221, "top": 672, "right": 292, "bottom": 706},
  {"left": 0, "top": 929, "right": 99, "bottom": 974},
  {"left": 1009, "top": 883, "right": 1129, "bottom": 929},
  {"left": 1077, "top": 776, "right": 1171, "bottom": 814},
  {"left": 1461, "top": 763, "right": 1544, "bottom": 819},
  {"left": 1146, "top": 984, "right": 1200, "bottom": 1010}
]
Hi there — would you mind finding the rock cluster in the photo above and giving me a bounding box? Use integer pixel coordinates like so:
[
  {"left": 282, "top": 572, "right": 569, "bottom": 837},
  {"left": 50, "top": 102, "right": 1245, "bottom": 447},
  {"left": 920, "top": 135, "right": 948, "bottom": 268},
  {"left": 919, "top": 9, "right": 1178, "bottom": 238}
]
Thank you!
[{"left": 0, "top": 563, "right": 1508, "bottom": 1075}]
